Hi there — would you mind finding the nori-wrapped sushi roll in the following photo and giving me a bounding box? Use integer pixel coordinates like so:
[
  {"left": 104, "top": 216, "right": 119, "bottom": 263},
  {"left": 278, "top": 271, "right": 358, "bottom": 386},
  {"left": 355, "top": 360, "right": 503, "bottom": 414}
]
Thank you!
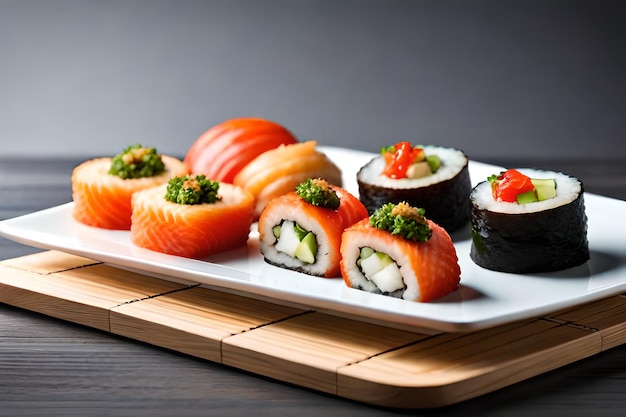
[
  {"left": 469, "top": 168, "right": 589, "bottom": 274},
  {"left": 357, "top": 142, "right": 471, "bottom": 233}
]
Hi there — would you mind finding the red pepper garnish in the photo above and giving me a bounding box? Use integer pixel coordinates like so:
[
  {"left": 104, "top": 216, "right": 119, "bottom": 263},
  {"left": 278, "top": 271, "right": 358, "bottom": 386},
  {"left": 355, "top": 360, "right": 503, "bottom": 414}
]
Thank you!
[
  {"left": 490, "top": 169, "right": 535, "bottom": 202},
  {"left": 382, "top": 142, "right": 425, "bottom": 179}
]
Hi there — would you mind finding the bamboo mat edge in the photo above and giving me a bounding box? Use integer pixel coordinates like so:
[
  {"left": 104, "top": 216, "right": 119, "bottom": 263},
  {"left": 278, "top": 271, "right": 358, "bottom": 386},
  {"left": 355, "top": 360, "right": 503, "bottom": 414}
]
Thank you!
[{"left": 1, "top": 250, "right": 624, "bottom": 409}]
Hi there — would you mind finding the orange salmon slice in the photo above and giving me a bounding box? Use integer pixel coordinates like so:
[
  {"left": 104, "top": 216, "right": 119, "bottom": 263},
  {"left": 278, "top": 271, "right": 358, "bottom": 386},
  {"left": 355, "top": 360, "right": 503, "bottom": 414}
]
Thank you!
[
  {"left": 71, "top": 155, "right": 188, "bottom": 230},
  {"left": 130, "top": 182, "right": 254, "bottom": 259}
]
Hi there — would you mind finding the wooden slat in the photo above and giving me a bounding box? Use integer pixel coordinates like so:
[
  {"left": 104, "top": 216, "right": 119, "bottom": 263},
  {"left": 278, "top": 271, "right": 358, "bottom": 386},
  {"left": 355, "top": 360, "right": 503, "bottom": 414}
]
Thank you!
[
  {"left": 337, "top": 320, "right": 601, "bottom": 408},
  {"left": 0, "top": 253, "right": 189, "bottom": 331},
  {"left": 53, "top": 264, "right": 186, "bottom": 300},
  {"left": 222, "top": 312, "right": 427, "bottom": 394},
  {"left": 110, "top": 286, "right": 306, "bottom": 362},
  {"left": 0, "top": 250, "right": 100, "bottom": 274},
  {"left": 548, "top": 295, "right": 626, "bottom": 350},
  {"left": 0, "top": 264, "right": 108, "bottom": 331}
]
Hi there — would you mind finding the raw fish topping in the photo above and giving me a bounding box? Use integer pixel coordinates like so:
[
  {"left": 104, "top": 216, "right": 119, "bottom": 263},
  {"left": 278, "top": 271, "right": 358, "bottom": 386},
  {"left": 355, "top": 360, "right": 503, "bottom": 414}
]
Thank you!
[
  {"left": 380, "top": 141, "right": 441, "bottom": 179},
  {"left": 488, "top": 169, "right": 557, "bottom": 204}
]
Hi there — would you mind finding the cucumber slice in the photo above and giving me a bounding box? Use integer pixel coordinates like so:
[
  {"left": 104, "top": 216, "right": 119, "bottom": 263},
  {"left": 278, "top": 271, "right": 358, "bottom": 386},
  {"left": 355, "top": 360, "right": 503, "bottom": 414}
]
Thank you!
[
  {"left": 531, "top": 178, "right": 557, "bottom": 201},
  {"left": 357, "top": 247, "right": 374, "bottom": 267},
  {"left": 369, "top": 262, "right": 404, "bottom": 293},
  {"left": 358, "top": 249, "right": 405, "bottom": 292},
  {"left": 274, "top": 220, "right": 317, "bottom": 263},
  {"left": 516, "top": 178, "right": 557, "bottom": 204},
  {"left": 359, "top": 251, "right": 394, "bottom": 278},
  {"left": 426, "top": 154, "right": 441, "bottom": 173},
  {"left": 274, "top": 220, "right": 300, "bottom": 257},
  {"left": 516, "top": 190, "right": 538, "bottom": 204},
  {"left": 294, "top": 232, "right": 317, "bottom": 264},
  {"left": 294, "top": 222, "right": 309, "bottom": 241},
  {"left": 358, "top": 247, "right": 375, "bottom": 263}
]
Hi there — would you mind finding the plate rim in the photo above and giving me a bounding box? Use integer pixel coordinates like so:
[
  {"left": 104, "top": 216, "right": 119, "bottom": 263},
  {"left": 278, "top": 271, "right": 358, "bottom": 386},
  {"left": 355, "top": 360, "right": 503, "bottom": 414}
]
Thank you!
[{"left": 1, "top": 146, "right": 625, "bottom": 333}]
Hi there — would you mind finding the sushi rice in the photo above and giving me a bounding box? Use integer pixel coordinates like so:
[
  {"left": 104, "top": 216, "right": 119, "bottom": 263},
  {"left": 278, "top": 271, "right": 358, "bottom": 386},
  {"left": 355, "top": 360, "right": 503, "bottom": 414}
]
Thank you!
[
  {"left": 471, "top": 168, "right": 582, "bottom": 214},
  {"left": 358, "top": 146, "right": 468, "bottom": 190},
  {"left": 259, "top": 203, "right": 338, "bottom": 277},
  {"left": 340, "top": 231, "right": 421, "bottom": 301}
]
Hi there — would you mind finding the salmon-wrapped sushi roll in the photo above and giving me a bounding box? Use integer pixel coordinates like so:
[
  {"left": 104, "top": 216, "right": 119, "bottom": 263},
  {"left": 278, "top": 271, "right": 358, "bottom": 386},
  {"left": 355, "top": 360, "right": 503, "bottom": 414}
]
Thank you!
[
  {"left": 72, "top": 145, "right": 188, "bottom": 230},
  {"left": 130, "top": 175, "right": 255, "bottom": 259},
  {"left": 258, "top": 178, "right": 368, "bottom": 278},
  {"left": 340, "top": 202, "right": 461, "bottom": 302}
]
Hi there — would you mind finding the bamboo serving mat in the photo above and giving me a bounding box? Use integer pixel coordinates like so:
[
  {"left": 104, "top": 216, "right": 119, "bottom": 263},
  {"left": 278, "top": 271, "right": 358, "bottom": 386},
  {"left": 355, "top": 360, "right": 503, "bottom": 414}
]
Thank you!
[{"left": 1, "top": 250, "right": 625, "bottom": 409}]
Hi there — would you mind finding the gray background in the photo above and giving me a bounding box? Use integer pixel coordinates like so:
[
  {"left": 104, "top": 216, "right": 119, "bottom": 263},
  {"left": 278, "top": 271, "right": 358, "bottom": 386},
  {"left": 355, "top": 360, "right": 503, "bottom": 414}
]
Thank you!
[{"left": 1, "top": 0, "right": 624, "bottom": 161}]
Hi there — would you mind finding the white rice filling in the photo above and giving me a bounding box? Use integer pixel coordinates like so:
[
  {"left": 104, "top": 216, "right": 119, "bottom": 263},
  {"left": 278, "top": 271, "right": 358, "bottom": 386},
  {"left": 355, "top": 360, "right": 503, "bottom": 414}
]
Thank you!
[
  {"left": 471, "top": 168, "right": 582, "bottom": 214},
  {"left": 358, "top": 146, "right": 467, "bottom": 189},
  {"left": 259, "top": 205, "right": 334, "bottom": 276},
  {"left": 342, "top": 234, "right": 421, "bottom": 301}
]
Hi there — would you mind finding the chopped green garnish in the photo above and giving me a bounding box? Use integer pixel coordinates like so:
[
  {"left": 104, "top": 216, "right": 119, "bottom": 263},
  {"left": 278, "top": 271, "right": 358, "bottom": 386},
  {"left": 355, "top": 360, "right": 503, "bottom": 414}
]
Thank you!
[
  {"left": 369, "top": 202, "right": 432, "bottom": 242},
  {"left": 295, "top": 178, "right": 340, "bottom": 210},
  {"left": 109, "top": 145, "right": 165, "bottom": 179},
  {"left": 164, "top": 175, "right": 221, "bottom": 205}
]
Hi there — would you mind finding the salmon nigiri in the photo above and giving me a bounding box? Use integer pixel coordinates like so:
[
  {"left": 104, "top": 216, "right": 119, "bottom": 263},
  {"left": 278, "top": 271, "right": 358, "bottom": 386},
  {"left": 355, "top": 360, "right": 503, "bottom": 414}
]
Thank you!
[
  {"left": 340, "top": 202, "right": 461, "bottom": 302},
  {"left": 233, "top": 141, "right": 342, "bottom": 220},
  {"left": 130, "top": 175, "right": 255, "bottom": 259},
  {"left": 184, "top": 117, "right": 298, "bottom": 183},
  {"left": 258, "top": 178, "right": 368, "bottom": 278},
  {"left": 71, "top": 145, "right": 188, "bottom": 230}
]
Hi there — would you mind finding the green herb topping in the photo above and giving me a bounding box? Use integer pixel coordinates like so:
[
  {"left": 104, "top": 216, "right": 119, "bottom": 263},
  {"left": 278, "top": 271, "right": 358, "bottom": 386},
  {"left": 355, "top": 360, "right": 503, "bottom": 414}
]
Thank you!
[
  {"left": 295, "top": 178, "right": 340, "bottom": 210},
  {"left": 369, "top": 202, "right": 432, "bottom": 242},
  {"left": 165, "top": 175, "right": 221, "bottom": 205},
  {"left": 109, "top": 145, "right": 166, "bottom": 179},
  {"left": 487, "top": 173, "right": 500, "bottom": 184}
]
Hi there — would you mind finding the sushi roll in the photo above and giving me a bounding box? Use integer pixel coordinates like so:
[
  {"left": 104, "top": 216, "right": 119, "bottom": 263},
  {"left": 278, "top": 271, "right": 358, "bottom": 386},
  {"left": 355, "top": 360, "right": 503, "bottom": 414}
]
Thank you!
[
  {"left": 357, "top": 141, "right": 471, "bottom": 233},
  {"left": 258, "top": 178, "right": 368, "bottom": 278},
  {"left": 469, "top": 168, "right": 589, "bottom": 273},
  {"left": 340, "top": 202, "right": 461, "bottom": 302},
  {"left": 233, "top": 141, "right": 343, "bottom": 220},
  {"left": 72, "top": 145, "right": 189, "bottom": 230},
  {"left": 130, "top": 174, "right": 255, "bottom": 258}
]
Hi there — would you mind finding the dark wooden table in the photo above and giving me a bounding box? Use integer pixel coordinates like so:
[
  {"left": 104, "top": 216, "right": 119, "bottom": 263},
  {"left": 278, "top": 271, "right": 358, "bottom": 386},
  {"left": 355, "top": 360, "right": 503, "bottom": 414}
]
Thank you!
[{"left": 1, "top": 157, "right": 625, "bottom": 417}]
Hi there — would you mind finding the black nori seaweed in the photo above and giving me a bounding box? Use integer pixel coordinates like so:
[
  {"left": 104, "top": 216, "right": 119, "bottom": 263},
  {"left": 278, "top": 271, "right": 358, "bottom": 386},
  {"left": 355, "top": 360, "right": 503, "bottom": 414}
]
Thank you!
[
  {"left": 469, "top": 181, "right": 590, "bottom": 274},
  {"left": 262, "top": 256, "right": 325, "bottom": 278},
  {"left": 357, "top": 157, "right": 472, "bottom": 233}
]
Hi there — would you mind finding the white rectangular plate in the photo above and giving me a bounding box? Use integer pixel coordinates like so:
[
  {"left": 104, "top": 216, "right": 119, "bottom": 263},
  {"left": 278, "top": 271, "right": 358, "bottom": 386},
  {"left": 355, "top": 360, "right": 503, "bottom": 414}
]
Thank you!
[{"left": 1, "top": 146, "right": 625, "bottom": 333}]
